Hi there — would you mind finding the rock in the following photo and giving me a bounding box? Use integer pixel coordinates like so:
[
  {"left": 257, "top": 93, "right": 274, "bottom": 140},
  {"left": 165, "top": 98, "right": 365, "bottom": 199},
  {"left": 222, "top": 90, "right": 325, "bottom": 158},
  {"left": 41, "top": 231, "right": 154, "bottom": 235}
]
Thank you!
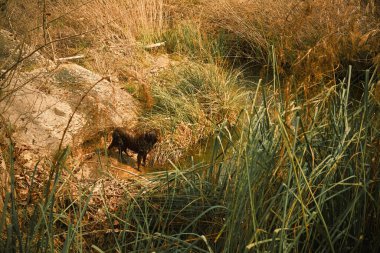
[{"left": 0, "top": 62, "right": 139, "bottom": 167}]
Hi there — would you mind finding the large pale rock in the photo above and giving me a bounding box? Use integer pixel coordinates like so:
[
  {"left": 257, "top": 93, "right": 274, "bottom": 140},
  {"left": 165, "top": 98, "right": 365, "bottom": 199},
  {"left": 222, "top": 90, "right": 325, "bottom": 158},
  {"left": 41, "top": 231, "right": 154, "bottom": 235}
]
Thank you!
[{"left": 0, "top": 63, "right": 139, "bottom": 166}]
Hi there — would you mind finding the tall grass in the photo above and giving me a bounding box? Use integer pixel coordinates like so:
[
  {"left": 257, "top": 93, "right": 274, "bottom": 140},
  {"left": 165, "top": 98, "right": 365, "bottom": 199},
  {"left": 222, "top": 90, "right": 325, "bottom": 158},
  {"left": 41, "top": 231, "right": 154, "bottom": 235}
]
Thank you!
[
  {"left": 1, "top": 66, "right": 378, "bottom": 252},
  {"left": 0, "top": 0, "right": 167, "bottom": 75},
  {"left": 162, "top": 21, "right": 233, "bottom": 63},
  {"left": 0, "top": 147, "right": 93, "bottom": 252},
  {"left": 201, "top": 0, "right": 379, "bottom": 88},
  {"left": 139, "top": 62, "right": 250, "bottom": 164},
  {"left": 133, "top": 66, "right": 378, "bottom": 252},
  {"left": 217, "top": 67, "right": 379, "bottom": 252}
]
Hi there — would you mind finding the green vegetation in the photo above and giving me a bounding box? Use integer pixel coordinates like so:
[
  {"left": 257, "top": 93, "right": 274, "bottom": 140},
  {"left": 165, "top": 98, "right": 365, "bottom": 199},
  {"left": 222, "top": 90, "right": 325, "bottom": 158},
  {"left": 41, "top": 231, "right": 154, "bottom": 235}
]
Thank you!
[
  {"left": 162, "top": 21, "right": 231, "bottom": 62},
  {"left": 140, "top": 62, "right": 249, "bottom": 163},
  {"left": 0, "top": 0, "right": 379, "bottom": 252},
  {"left": 2, "top": 68, "right": 379, "bottom": 252}
]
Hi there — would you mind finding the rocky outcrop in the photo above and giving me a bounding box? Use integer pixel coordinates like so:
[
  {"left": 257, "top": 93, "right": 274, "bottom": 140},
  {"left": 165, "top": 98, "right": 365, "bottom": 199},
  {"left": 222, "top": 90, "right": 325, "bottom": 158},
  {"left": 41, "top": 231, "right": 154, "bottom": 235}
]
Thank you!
[{"left": 0, "top": 30, "right": 139, "bottom": 168}]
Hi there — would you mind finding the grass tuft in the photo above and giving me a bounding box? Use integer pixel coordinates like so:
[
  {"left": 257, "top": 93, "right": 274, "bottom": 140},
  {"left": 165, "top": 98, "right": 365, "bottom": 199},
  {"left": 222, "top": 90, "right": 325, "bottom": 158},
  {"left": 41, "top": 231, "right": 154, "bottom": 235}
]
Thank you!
[{"left": 140, "top": 62, "right": 250, "bottom": 163}]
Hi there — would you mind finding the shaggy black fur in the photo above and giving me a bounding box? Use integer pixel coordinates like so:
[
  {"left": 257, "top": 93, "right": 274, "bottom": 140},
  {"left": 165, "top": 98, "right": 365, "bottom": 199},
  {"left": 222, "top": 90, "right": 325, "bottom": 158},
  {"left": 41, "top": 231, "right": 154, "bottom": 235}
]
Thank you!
[{"left": 108, "top": 128, "right": 159, "bottom": 170}]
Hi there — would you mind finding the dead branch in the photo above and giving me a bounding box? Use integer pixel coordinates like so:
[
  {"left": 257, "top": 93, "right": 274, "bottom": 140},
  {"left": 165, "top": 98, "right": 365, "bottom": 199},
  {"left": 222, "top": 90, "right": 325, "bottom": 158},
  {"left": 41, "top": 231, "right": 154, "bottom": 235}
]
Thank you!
[{"left": 57, "top": 54, "right": 85, "bottom": 62}]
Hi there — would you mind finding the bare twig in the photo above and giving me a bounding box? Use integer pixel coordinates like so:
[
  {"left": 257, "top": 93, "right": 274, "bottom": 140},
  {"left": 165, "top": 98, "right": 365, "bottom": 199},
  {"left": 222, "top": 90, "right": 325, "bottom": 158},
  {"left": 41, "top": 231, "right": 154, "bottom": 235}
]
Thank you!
[
  {"left": 0, "top": 146, "right": 9, "bottom": 210},
  {"left": 42, "top": 0, "right": 48, "bottom": 45},
  {"left": 41, "top": 0, "right": 57, "bottom": 62}
]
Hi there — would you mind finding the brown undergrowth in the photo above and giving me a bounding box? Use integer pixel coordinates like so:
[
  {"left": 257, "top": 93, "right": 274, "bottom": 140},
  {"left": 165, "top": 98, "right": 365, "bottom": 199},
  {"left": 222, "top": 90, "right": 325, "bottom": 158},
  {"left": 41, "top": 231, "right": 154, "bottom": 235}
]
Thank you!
[
  {"left": 0, "top": 1, "right": 379, "bottom": 251},
  {"left": 201, "top": 0, "right": 379, "bottom": 83}
]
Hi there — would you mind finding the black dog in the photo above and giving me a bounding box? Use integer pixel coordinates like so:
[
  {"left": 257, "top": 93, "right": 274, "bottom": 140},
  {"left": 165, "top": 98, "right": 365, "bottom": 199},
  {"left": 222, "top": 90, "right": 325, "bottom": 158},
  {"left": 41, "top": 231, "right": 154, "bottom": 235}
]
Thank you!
[{"left": 108, "top": 128, "right": 159, "bottom": 170}]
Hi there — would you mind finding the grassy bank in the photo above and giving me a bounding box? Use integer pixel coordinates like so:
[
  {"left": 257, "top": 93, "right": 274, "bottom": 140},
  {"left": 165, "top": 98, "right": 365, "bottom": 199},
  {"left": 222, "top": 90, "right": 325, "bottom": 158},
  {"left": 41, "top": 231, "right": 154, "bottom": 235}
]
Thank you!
[{"left": 1, "top": 67, "right": 379, "bottom": 252}]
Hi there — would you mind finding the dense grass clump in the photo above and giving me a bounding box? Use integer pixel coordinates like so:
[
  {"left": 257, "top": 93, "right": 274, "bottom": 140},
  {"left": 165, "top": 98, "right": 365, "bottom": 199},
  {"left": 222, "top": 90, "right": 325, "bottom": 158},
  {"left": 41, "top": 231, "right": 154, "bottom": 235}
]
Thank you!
[
  {"left": 140, "top": 62, "right": 250, "bottom": 163},
  {"left": 216, "top": 69, "right": 380, "bottom": 252}
]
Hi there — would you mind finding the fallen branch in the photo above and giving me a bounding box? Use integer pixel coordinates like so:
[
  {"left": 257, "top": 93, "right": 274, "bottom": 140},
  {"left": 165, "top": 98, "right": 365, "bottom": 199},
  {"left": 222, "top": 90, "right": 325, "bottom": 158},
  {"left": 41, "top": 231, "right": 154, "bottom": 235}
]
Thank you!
[
  {"left": 57, "top": 54, "right": 85, "bottom": 62},
  {"left": 144, "top": 41, "right": 166, "bottom": 50}
]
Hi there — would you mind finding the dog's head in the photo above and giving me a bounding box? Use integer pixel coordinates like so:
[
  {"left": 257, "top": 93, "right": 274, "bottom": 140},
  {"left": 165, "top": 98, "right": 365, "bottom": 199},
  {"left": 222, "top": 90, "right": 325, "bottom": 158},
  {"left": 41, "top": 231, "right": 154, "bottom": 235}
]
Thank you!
[{"left": 144, "top": 129, "right": 160, "bottom": 145}]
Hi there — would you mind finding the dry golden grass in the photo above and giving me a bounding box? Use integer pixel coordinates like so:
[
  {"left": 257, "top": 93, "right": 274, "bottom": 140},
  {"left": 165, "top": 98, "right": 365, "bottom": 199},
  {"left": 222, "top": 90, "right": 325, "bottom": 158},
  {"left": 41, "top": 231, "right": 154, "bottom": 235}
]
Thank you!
[
  {"left": 1, "top": 0, "right": 166, "bottom": 69},
  {"left": 0, "top": 0, "right": 168, "bottom": 108},
  {"left": 201, "top": 0, "right": 379, "bottom": 88},
  {"left": 3, "top": 0, "right": 378, "bottom": 88}
]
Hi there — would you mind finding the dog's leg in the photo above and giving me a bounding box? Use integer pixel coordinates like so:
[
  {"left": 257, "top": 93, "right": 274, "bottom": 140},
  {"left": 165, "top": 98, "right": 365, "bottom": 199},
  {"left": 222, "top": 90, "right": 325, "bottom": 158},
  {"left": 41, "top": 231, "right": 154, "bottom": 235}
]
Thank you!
[
  {"left": 142, "top": 153, "right": 147, "bottom": 166},
  {"left": 107, "top": 139, "right": 116, "bottom": 151},
  {"left": 137, "top": 153, "right": 142, "bottom": 171},
  {"left": 118, "top": 146, "right": 123, "bottom": 162}
]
